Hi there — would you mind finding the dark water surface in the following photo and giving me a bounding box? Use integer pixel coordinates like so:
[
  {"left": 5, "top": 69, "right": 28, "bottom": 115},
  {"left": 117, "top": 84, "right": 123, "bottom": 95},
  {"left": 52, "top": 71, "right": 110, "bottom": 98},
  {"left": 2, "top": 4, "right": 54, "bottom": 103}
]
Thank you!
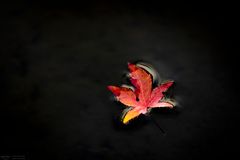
[{"left": 0, "top": 1, "right": 237, "bottom": 160}]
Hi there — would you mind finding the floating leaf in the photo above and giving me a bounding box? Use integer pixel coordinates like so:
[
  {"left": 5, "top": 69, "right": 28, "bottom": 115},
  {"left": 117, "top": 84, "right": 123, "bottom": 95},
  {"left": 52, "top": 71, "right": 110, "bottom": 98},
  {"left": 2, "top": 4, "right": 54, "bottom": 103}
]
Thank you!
[{"left": 108, "top": 62, "right": 175, "bottom": 124}]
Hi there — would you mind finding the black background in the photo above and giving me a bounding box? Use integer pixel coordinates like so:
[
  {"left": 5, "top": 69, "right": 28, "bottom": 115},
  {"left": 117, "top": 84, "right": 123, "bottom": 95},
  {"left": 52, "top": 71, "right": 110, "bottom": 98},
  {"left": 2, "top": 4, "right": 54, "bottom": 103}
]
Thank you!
[{"left": 0, "top": 1, "right": 238, "bottom": 160}]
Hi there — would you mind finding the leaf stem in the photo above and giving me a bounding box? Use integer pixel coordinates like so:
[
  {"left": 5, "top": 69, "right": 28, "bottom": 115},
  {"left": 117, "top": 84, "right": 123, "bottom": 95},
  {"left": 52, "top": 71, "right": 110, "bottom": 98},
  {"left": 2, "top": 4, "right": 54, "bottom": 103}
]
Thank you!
[{"left": 148, "top": 116, "right": 166, "bottom": 135}]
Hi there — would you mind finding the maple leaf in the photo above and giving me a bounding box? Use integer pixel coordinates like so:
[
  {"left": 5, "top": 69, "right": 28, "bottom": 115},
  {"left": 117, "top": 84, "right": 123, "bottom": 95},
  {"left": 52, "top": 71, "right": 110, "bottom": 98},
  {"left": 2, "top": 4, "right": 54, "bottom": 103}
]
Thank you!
[{"left": 108, "top": 63, "right": 175, "bottom": 124}]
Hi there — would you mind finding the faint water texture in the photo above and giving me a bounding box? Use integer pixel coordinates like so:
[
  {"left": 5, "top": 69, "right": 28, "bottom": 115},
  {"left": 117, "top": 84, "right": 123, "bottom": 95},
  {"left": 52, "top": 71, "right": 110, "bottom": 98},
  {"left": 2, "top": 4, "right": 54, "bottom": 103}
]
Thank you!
[{"left": 1, "top": 3, "right": 235, "bottom": 160}]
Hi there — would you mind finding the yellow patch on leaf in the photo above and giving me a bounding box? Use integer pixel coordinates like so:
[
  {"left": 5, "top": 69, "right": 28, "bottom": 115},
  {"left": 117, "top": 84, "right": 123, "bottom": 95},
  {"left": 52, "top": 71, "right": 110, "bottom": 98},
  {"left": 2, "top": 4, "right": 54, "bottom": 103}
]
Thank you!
[{"left": 122, "top": 108, "right": 141, "bottom": 124}]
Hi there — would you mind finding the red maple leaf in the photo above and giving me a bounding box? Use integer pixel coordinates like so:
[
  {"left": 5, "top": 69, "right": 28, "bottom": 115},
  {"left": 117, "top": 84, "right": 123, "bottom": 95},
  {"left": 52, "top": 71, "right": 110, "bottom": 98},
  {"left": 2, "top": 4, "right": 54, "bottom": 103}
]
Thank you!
[{"left": 108, "top": 63, "right": 175, "bottom": 124}]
